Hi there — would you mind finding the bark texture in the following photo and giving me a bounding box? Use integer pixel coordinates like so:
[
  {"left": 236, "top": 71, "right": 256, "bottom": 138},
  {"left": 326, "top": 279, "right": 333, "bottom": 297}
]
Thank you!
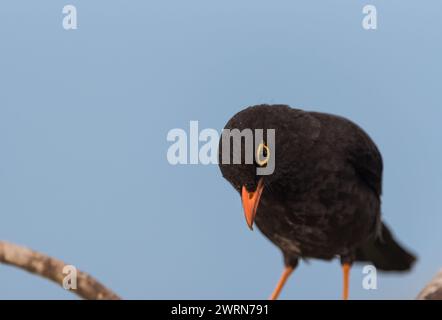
[
  {"left": 0, "top": 241, "right": 120, "bottom": 300},
  {"left": 417, "top": 269, "right": 442, "bottom": 300}
]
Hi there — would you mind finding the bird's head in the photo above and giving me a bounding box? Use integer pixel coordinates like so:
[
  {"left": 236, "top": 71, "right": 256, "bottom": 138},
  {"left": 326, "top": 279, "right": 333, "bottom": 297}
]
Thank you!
[{"left": 218, "top": 104, "right": 321, "bottom": 230}]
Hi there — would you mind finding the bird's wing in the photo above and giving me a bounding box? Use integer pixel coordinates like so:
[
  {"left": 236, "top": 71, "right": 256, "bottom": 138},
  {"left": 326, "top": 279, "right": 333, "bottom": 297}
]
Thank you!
[
  {"left": 309, "top": 111, "right": 383, "bottom": 197},
  {"left": 346, "top": 123, "right": 383, "bottom": 196}
]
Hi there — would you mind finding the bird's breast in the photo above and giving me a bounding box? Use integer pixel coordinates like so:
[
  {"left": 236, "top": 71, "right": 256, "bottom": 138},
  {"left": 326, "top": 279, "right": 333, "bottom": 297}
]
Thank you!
[{"left": 254, "top": 179, "right": 379, "bottom": 260}]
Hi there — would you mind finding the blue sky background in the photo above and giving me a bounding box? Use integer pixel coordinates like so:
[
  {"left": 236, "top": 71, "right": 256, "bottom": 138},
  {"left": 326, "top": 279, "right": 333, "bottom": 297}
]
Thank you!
[{"left": 0, "top": 1, "right": 441, "bottom": 299}]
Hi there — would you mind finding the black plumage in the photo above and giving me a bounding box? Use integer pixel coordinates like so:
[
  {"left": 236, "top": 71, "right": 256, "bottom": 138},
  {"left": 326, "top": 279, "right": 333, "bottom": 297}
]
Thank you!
[{"left": 218, "top": 104, "right": 416, "bottom": 298}]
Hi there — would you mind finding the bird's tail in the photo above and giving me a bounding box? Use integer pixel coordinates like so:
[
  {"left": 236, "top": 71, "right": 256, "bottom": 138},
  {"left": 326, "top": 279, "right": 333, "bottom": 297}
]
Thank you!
[{"left": 355, "top": 223, "right": 416, "bottom": 271}]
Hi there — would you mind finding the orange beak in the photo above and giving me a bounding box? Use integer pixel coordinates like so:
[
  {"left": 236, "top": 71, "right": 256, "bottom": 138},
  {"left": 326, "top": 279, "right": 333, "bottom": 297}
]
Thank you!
[{"left": 241, "top": 178, "right": 264, "bottom": 230}]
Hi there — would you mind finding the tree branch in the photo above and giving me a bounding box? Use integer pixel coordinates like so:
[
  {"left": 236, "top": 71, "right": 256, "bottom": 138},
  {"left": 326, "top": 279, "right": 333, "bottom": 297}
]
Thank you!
[
  {"left": 1, "top": 240, "right": 441, "bottom": 300},
  {"left": 417, "top": 269, "right": 442, "bottom": 300},
  {"left": 0, "top": 241, "right": 121, "bottom": 300}
]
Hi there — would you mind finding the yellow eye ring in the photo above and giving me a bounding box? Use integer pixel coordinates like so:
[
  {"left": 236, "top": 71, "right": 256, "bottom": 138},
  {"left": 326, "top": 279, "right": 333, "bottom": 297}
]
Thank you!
[{"left": 256, "top": 143, "right": 270, "bottom": 166}]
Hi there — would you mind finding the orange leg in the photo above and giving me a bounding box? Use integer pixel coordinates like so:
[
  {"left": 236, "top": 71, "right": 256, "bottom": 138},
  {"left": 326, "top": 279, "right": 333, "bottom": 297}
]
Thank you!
[
  {"left": 269, "top": 266, "right": 294, "bottom": 300},
  {"left": 342, "top": 263, "right": 351, "bottom": 300}
]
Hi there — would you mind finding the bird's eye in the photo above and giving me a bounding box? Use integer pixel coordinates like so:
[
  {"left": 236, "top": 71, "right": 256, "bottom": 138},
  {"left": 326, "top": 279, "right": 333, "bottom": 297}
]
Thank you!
[{"left": 256, "top": 142, "right": 270, "bottom": 166}]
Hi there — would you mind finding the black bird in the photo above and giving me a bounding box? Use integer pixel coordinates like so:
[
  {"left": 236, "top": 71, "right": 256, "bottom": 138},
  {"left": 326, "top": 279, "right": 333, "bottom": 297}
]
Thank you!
[{"left": 218, "top": 104, "right": 416, "bottom": 299}]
